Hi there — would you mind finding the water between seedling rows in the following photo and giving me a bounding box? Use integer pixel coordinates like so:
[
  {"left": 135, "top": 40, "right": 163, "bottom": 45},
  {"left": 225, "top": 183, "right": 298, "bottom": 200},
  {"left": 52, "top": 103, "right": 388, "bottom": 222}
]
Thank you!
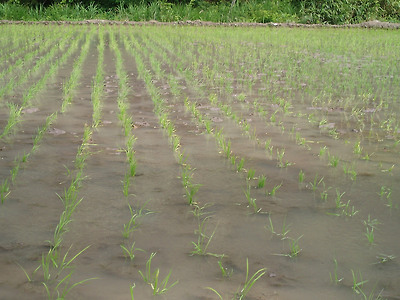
[{"left": 0, "top": 28, "right": 399, "bottom": 299}]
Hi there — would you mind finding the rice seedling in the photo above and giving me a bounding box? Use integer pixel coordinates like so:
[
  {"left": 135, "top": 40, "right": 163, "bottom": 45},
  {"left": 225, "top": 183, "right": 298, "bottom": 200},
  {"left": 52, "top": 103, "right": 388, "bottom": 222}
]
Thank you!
[
  {"left": 191, "top": 202, "right": 213, "bottom": 218},
  {"left": 257, "top": 175, "right": 266, "bottom": 189},
  {"left": 217, "top": 256, "right": 233, "bottom": 278},
  {"left": 130, "top": 283, "right": 136, "bottom": 300},
  {"left": 244, "top": 182, "right": 262, "bottom": 214},
  {"left": 328, "top": 153, "right": 339, "bottom": 167},
  {"left": 191, "top": 217, "right": 219, "bottom": 257},
  {"left": 123, "top": 172, "right": 131, "bottom": 198},
  {"left": 320, "top": 185, "right": 331, "bottom": 201},
  {"left": 335, "top": 189, "right": 346, "bottom": 209},
  {"left": 343, "top": 163, "right": 357, "bottom": 180},
  {"left": 298, "top": 169, "right": 305, "bottom": 184},
  {"left": 265, "top": 215, "right": 291, "bottom": 240},
  {"left": 353, "top": 141, "right": 363, "bottom": 155},
  {"left": 319, "top": 146, "right": 328, "bottom": 158},
  {"left": 364, "top": 227, "right": 375, "bottom": 245},
  {"left": 236, "top": 158, "right": 245, "bottom": 172},
  {"left": 266, "top": 182, "right": 282, "bottom": 197},
  {"left": 234, "top": 259, "right": 266, "bottom": 299},
  {"left": 122, "top": 213, "right": 139, "bottom": 239},
  {"left": 363, "top": 215, "right": 380, "bottom": 230},
  {"left": 138, "top": 252, "right": 178, "bottom": 295},
  {"left": 186, "top": 182, "right": 202, "bottom": 206},
  {"left": 120, "top": 242, "right": 144, "bottom": 261},
  {"left": 328, "top": 199, "right": 358, "bottom": 217},
  {"left": 0, "top": 103, "right": 21, "bottom": 138},
  {"left": 351, "top": 269, "right": 368, "bottom": 296},
  {"left": 264, "top": 139, "right": 272, "bottom": 152},
  {"left": 285, "top": 235, "right": 303, "bottom": 258},
  {"left": 246, "top": 169, "right": 255, "bottom": 181},
  {"left": 125, "top": 135, "right": 137, "bottom": 177},
  {"left": 329, "top": 258, "right": 343, "bottom": 285},
  {"left": 41, "top": 247, "right": 96, "bottom": 300},
  {"left": 206, "top": 258, "right": 265, "bottom": 300},
  {"left": 276, "top": 148, "right": 289, "bottom": 168},
  {"left": 0, "top": 179, "right": 10, "bottom": 203},
  {"left": 308, "top": 174, "right": 324, "bottom": 192}
]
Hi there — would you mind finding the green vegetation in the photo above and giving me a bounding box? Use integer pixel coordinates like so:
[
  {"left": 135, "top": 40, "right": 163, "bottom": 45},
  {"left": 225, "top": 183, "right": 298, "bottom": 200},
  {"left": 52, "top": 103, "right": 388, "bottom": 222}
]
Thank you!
[
  {"left": 139, "top": 253, "right": 178, "bottom": 295},
  {"left": 0, "top": 0, "right": 399, "bottom": 24},
  {"left": 1, "top": 23, "right": 399, "bottom": 299}
]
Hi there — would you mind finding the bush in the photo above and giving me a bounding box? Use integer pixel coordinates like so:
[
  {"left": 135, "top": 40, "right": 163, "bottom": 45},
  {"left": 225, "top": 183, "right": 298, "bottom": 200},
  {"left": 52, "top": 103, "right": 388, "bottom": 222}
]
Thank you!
[{"left": 292, "top": 0, "right": 400, "bottom": 24}]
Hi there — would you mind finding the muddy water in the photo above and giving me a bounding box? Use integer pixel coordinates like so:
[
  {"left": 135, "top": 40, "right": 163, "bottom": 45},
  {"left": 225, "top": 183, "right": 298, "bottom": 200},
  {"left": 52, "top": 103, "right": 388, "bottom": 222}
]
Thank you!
[{"left": 1, "top": 25, "right": 400, "bottom": 300}]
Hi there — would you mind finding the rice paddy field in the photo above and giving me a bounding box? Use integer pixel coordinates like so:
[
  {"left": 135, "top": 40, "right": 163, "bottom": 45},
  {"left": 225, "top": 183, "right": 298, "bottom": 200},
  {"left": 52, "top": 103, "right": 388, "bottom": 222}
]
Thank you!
[{"left": 0, "top": 24, "right": 399, "bottom": 300}]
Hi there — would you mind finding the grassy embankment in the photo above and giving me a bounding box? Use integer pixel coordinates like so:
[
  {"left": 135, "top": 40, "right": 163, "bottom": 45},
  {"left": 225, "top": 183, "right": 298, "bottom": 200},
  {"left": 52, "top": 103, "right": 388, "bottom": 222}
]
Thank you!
[{"left": 0, "top": 0, "right": 399, "bottom": 24}]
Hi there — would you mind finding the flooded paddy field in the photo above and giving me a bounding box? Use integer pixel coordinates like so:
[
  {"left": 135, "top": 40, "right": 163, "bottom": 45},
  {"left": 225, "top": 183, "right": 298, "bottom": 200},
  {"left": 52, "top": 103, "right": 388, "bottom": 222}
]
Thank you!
[{"left": 0, "top": 24, "right": 399, "bottom": 299}]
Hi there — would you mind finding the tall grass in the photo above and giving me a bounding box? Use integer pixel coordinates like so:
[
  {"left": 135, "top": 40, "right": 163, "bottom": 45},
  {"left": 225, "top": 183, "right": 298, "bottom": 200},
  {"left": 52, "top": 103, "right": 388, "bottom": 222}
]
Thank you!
[{"left": 1, "top": 1, "right": 398, "bottom": 23}]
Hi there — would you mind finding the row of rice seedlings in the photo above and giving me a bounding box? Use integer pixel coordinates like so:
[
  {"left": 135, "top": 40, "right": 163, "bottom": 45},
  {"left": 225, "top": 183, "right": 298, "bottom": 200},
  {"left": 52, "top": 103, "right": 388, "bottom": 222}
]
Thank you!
[
  {"left": 0, "top": 31, "right": 82, "bottom": 139},
  {"left": 140, "top": 35, "right": 291, "bottom": 207},
  {"left": 128, "top": 34, "right": 231, "bottom": 266},
  {"left": 138, "top": 28, "right": 371, "bottom": 261},
  {"left": 19, "top": 123, "right": 95, "bottom": 299},
  {"left": 0, "top": 25, "right": 43, "bottom": 66},
  {"left": 193, "top": 31, "right": 397, "bottom": 263},
  {"left": 0, "top": 30, "right": 91, "bottom": 204},
  {"left": 138, "top": 31, "right": 290, "bottom": 215},
  {"left": 164, "top": 33, "right": 382, "bottom": 200},
  {"left": 60, "top": 29, "right": 93, "bottom": 113},
  {"left": 91, "top": 27, "right": 105, "bottom": 128},
  {"left": 0, "top": 28, "right": 74, "bottom": 101},
  {"left": 160, "top": 27, "right": 397, "bottom": 296},
  {"left": 0, "top": 112, "right": 57, "bottom": 204},
  {"left": 132, "top": 28, "right": 396, "bottom": 296},
  {"left": 141, "top": 33, "right": 301, "bottom": 173},
  {"left": 123, "top": 32, "right": 200, "bottom": 209},
  {"left": 115, "top": 31, "right": 180, "bottom": 297},
  {"left": 23, "top": 31, "right": 103, "bottom": 295},
  {"left": 108, "top": 33, "right": 153, "bottom": 272},
  {"left": 109, "top": 29, "right": 141, "bottom": 243},
  {"left": 161, "top": 27, "right": 398, "bottom": 165},
  {"left": 0, "top": 37, "right": 54, "bottom": 83},
  {"left": 134, "top": 40, "right": 244, "bottom": 263},
  {"left": 125, "top": 32, "right": 262, "bottom": 296},
  {"left": 32, "top": 35, "right": 100, "bottom": 290},
  {"left": 0, "top": 26, "right": 65, "bottom": 78}
]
